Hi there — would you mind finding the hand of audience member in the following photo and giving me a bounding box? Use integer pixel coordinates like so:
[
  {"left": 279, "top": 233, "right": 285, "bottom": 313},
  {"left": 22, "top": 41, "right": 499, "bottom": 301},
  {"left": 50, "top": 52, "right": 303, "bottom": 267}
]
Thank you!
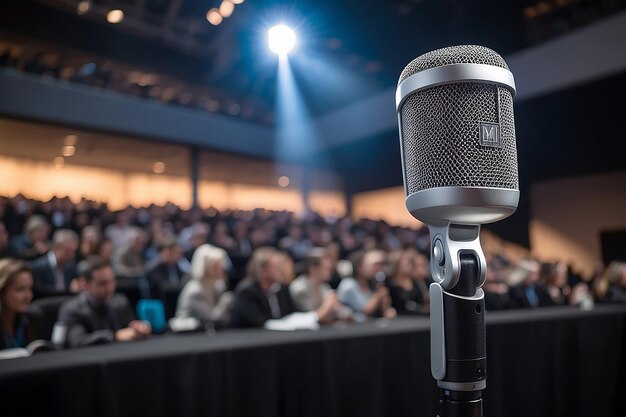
[
  {"left": 115, "top": 327, "right": 141, "bottom": 342},
  {"left": 69, "top": 278, "right": 82, "bottom": 293},
  {"left": 316, "top": 293, "right": 341, "bottom": 324},
  {"left": 569, "top": 283, "right": 590, "bottom": 305},
  {"left": 115, "top": 321, "right": 151, "bottom": 341},
  {"left": 34, "top": 241, "right": 48, "bottom": 254},
  {"left": 129, "top": 320, "right": 152, "bottom": 336},
  {"left": 374, "top": 286, "right": 391, "bottom": 309},
  {"left": 374, "top": 285, "right": 389, "bottom": 301},
  {"left": 383, "top": 307, "right": 397, "bottom": 319}
]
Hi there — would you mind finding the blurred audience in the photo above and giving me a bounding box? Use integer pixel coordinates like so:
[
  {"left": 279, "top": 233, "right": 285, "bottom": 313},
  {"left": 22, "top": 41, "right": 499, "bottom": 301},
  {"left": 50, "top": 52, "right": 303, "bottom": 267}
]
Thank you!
[
  {"left": 145, "top": 235, "right": 187, "bottom": 300},
  {"left": 230, "top": 247, "right": 339, "bottom": 328},
  {"left": 0, "top": 259, "right": 34, "bottom": 349},
  {"left": 229, "top": 247, "right": 296, "bottom": 328},
  {"left": 0, "top": 194, "right": 622, "bottom": 350},
  {"left": 78, "top": 225, "right": 101, "bottom": 262},
  {"left": 0, "top": 222, "right": 17, "bottom": 259},
  {"left": 289, "top": 248, "right": 337, "bottom": 312},
  {"left": 483, "top": 256, "right": 514, "bottom": 310},
  {"left": 9, "top": 214, "right": 50, "bottom": 261},
  {"left": 386, "top": 249, "right": 427, "bottom": 315},
  {"left": 58, "top": 256, "right": 151, "bottom": 348},
  {"left": 176, "top": 245, "right": 233, "bottom": 326},
  {"left": 31, "top": 229, "right": 79, "bottom": 298},
  {"left": 113, "top": 227, "right": 147, "bottom": 282},
  {"left": 594, "top": 261, "right": 626, "bottom": 304},
  {"left": 337, "top": 250, "right": 396, "bottom": 320},
  {"left": 508, "top": 259, "right": 548, "bottom": 308}
]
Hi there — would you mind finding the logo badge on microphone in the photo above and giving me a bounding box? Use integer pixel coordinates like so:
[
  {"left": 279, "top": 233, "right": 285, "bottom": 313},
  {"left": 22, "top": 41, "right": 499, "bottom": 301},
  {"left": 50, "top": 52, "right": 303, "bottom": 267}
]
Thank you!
[{"left": 479, "top": 122, "right": 501, "bottom": 148}]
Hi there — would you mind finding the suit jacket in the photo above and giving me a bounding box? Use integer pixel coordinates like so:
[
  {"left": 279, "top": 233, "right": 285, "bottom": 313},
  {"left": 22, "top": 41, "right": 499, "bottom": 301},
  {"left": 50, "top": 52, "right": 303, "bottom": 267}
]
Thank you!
[
  {"left": 58, "top": 292, "right": 135, "bottom": 348},
  {"left": 509, "top": 283, "right": 552, "bottom": 308},
  {"left": 145, "top": 259, "right": 186, "bottom": 299},
  {"left": 31, "top": 252, "right": 76, "bottom": 299},
  {"left": 229, "top": 280, "right": 296, "bottom": 328},
  {"left": 9, "top": 234, "right": 43, "bottom": 261}
]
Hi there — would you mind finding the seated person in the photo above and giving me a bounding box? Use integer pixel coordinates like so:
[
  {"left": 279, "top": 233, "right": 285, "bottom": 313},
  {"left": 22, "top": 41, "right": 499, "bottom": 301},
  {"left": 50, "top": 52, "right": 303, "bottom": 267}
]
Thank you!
[
  {"left": 386, "top": 249, "right": 427, "bottom": 315},
  {"left": 175, "top": 244, "right": 233, "bottom": 325},
  {"left": 58, "top": 256, "right": 151, "bottom": 348},
  {"left": 337, "top": 249, "right": 396, "bottom": 319},
  {"left": 0, "top": 259, "right": 34, "bottom": 349},
  {"left": 0, "top": 222, "right": 18, "bottom": 259},
  {"left": 145, "top": 235, "right": 187, "bottom": 300},
  {"left": 230, "top": 247, "right": 338, "bottom": 328},
  {"left": 594, "top": 261, "right": 626, "bottom": 304},
  {"left": 482, "top": 260, "right": 513, "bottom": 311},
  {"left": 31, "top": 229, "right": 79, "bottom": 298},
  {"left": 276, "top": 251, "right": 295, "bottom": 285},
  {"left": 9, "top": 215, "right": 50, "bottom": 261},
  {"left": 112, "top": 227, "right": 147, "bottom": 282},
  {"left": 541, "top": 261, "right": 591, "bottom": 307},
  {"left": 289, "top": 248, "right": 338, "bottom": 312},
  {"left": 509, "top": 259, "right": 549, "bottom": 308}
]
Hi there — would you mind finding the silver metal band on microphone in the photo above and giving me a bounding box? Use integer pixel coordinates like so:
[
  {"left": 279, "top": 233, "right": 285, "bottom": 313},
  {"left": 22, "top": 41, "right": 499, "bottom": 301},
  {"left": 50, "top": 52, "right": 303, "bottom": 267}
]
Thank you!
[{"left": 395, "top": 63, "right": 516, "bottom": 111}]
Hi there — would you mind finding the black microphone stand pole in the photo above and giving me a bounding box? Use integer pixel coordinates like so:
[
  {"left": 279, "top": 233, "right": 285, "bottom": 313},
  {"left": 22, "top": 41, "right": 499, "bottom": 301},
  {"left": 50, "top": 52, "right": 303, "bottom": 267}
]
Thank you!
[{"left": 428, "top": 224, "right": 487, "bottom": 417}]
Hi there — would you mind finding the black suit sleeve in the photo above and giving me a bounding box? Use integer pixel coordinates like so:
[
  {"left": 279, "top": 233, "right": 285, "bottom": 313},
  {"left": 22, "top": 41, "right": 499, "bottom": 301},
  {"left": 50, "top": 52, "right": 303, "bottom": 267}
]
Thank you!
[
  {"left": 279, "top": 286, "right": 297, "bottom": 316},
  {"left": 58, "top": 301, "right": 114, "bottom": 348},
  {"left": 230, "top": 289, "right": 269, "bottom": 328},
  {"left": 111, "top": 295, "right": 136, "bottom": 328}
]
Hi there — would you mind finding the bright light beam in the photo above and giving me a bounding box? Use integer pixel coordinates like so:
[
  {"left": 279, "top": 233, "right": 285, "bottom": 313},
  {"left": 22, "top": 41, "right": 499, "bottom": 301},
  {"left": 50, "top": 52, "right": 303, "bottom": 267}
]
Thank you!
[
  {"left": 268, "top": 25, "right": 296, "bottom": 55},
  {"left": 274, "top": 54, "right": 320, "bottom": 207}
]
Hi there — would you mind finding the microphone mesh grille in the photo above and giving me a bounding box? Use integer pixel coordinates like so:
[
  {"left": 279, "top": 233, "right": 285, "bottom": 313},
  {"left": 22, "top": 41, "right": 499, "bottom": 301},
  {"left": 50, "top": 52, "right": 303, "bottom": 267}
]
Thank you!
[
  {"left": 401, "top": 82, "right": 518, "bottom": 193},
  {"left": 399, "top": 45, "right": 509, "bottom": 85}
]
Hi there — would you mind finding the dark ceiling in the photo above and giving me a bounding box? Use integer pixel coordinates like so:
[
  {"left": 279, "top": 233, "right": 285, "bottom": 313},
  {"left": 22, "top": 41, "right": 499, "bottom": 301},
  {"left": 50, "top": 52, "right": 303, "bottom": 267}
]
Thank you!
[{"left": 3, "top": 0, "right": 625, "bottom": 118}]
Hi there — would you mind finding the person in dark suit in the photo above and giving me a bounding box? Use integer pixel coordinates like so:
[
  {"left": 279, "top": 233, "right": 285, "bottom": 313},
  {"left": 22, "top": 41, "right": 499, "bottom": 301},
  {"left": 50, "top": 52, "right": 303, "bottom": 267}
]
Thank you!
[
  {"left": 145, "top": 236, "right": 187, "bottom": 299},
  {"left": 145, "top": 236, "right": 188, "bottom": 318},
  {"left": 9, "top": 214, "right": 50, "bottom": 261},
  {"left": 509, "top": 259, "right": 551, "bottom": 308},
  {"left": 58, "top": 256, "right": 151, "bottom": 348},
  {"left": 31, "top": 229, "right": 79, "bottom": 298},
  {"left": 0, "top": 222, "right": 18, "bottom": 260},
  {"left": 230, "top": 247, "right": 338, "bottom": 328}
]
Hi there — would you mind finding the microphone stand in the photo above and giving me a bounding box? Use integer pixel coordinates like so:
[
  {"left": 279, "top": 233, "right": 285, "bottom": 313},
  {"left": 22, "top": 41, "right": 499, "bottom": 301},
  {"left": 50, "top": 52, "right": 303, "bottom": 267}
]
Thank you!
[{"left": 428, "top": 224, "right": 487, "bottom": 417}]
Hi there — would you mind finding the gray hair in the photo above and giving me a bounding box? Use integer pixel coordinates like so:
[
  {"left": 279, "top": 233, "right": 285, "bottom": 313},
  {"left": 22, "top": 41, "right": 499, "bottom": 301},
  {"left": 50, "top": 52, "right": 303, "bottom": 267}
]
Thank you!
[
  {"left": 190, "top": 244, "right": 228, "bottom": 281},
  {"left": 52, "top": 229, "right": 79, "bottom": 247}
]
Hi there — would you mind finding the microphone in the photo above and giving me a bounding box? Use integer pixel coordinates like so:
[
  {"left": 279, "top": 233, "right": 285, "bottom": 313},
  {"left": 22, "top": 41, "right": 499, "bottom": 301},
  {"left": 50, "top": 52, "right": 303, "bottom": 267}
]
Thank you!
[{"left": 396, "top": 45, "right": 519, "bottom": 416}]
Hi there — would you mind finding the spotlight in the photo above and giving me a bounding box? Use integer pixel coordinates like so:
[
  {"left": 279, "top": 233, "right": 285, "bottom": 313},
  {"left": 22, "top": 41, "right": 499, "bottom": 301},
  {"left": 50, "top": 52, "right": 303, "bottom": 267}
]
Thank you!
[
  {"left": 64, "top": 134, "right": 78, "bottom": 146},
  {"left": 219, "top": 1, "right": 235, "bottom": 18},
  {"left": 153, "top": 162, "right": 166, "bottom": 174},
  {"left": 62, "top": 146, "right": 76, "bottom": 157},
  {"left": 107, "top": 9, "right": 124, "bottom": 24},
  {"left": 268, "top": 25, "right": 296, "bottom": 55},
  {"left": 53, "top": 157, "right": 65, "bottom": 169},
  {"left": 278, "top": 176, "right": 290, "bottom": 187},
  {"left": 77, "top": 1, "right": 91, "bottom": 15},
  {"left": 207, "top": 8, "right": 223, "bottom": 25}
]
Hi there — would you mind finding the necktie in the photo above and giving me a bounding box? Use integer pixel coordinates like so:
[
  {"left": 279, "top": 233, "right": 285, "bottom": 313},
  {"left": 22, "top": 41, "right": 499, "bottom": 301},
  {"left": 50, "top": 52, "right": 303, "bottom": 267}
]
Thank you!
[{"left": 525, "top": 286, "right": 538, "bottom": 307}]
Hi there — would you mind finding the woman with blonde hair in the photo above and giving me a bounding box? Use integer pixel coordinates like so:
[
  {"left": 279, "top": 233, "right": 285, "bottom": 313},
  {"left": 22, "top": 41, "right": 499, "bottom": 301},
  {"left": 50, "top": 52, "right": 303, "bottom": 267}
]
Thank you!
[
  {"left": 0, "top": 259, "right": 34, "bottom": 349},
  {"left": 594, "top": 261, "right": 626, "bottom": 303},
  {"left": 175, "top": 244, "right": 233, "bottom": 325}
]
